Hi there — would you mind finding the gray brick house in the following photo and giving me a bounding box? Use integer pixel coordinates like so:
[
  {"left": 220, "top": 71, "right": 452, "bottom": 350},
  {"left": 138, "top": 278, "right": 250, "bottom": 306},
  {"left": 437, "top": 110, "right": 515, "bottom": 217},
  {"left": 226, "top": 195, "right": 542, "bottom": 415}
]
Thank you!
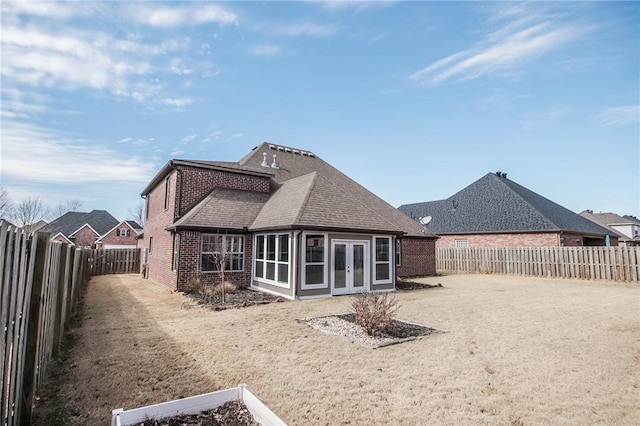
[{"left": 138, "top": 142, "right": 437, "bottom": 299}]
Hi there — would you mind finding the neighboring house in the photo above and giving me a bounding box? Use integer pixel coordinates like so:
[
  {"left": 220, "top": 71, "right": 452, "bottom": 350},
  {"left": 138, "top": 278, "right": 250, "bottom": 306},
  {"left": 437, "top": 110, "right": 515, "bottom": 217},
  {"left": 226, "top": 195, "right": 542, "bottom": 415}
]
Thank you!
[
  {"left": 40, "top": 210, "right": 120, "bottom": 248},
  {"left": 579, "top": 211, "right": 640, "bottom": 247},
  {"left": 398, "top": 172, "right": 618, "bottom": 248},
  {"left": 95, "top": 220, "right": 143, "bottom": 249},
  {"left": 138, "top": 142, "right": 438, "bottom": 299}
]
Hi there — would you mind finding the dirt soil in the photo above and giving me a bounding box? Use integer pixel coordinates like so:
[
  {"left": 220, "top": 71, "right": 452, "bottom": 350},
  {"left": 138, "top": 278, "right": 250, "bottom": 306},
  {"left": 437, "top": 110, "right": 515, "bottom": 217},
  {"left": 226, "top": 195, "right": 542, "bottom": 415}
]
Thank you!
[
  {"left": 33, "top": 274, "right": 639, "bottom": 425},
  {"left": 132, "top": 400, "right": 257, "bottom": 426}
]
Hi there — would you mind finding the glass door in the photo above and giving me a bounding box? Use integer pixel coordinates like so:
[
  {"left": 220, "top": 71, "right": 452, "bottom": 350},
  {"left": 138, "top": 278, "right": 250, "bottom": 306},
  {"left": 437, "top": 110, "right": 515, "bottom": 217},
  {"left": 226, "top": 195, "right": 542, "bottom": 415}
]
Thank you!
[{"left": 332, "top": 240, "right": 369, "bottom": 295}]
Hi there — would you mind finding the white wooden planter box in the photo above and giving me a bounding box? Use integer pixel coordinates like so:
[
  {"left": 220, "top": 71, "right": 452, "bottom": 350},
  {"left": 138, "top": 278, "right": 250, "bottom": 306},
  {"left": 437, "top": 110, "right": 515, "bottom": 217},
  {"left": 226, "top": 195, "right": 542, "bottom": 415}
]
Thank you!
[{"left": 111, "top": 384, "right": 286, "bottom": 426}]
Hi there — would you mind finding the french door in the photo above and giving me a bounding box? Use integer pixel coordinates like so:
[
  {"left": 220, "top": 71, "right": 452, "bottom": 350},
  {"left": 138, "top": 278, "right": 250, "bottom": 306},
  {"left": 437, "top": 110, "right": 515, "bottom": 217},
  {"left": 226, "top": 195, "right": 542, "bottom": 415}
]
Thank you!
[{"left": 332, "top": 240, "right": 369, "bottom": 295}]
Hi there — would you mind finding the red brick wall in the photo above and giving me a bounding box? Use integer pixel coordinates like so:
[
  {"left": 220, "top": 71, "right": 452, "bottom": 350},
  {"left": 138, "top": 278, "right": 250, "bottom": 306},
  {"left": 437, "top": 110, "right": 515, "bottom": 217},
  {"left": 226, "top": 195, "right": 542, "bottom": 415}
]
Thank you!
[
  {"left": 98, "top": 224, "right": 139, "bottom": 248},
  {"left": 140, "top": 164, "right": 270, "bottom": 291},
  {"left": 177, "top": 231, "right": 253, "bottom": 291},
  {"left": 397, "top": 238, "right": 436, "bottom": 277},
  {"left": 72, "top": 225, "right": 99, "bottom": 248},
  {"left": 176, "top": 165, "right": 270, "bottom": 216},
  {"left": 436, "top": 233, "right": 559, "bottom": 248},
  {"left": 139, "top": 170, "right": 179, "bottom": 290}
]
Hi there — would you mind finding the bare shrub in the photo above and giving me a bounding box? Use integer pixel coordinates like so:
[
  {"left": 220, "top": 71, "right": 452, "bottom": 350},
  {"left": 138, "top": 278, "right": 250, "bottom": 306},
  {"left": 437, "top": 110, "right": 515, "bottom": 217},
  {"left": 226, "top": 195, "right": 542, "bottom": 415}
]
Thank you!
[
  {"left": 351, "top": 292, "right": 399, "bottom": 336},
  {"left": 213, "top": 281, "right": 237, "bottom": 296},
  {"left": 185, "top": 276, "right": 217, "bottom": 304}
]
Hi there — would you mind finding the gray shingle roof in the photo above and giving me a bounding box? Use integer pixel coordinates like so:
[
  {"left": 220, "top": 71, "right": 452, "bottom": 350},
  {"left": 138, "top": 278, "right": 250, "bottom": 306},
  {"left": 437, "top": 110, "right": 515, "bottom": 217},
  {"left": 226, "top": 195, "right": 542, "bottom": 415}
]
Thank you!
[
  {"left": 40, "top": 210, "right": 119, "bottom": 238},
  {"left": 170, "top": 188, "right": 271, "bottom": 230},
  {"left": 169, "top": 143, "right": 435, "bottom": 237},
  {"left": 240, "top": 143, "right": 434, "bottom": 237},
  {"left": 398, "top": 172, "right": 616, "bottom": 237}
]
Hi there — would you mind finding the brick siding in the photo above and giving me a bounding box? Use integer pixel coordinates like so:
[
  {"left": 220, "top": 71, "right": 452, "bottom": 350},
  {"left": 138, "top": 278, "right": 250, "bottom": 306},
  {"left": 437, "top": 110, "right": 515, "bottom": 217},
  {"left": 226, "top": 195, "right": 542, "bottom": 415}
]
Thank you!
[
  {"left": 177, "top": 231, "right": 253, "bottom": 291},
  {"left": 436, "top": 232, "right": 616, "bottom": 247},
  {"left": 72, "top": 225, "right": 99, "bottom": 248},
  {"left": 140, "top": 165, "right": 270, "bottom": 291},
  {"left": 397, "top": 238, "right": 436, "bottom": 277},
  {"left": 97, "top": 223, "right": 139, "bottom": 248}
]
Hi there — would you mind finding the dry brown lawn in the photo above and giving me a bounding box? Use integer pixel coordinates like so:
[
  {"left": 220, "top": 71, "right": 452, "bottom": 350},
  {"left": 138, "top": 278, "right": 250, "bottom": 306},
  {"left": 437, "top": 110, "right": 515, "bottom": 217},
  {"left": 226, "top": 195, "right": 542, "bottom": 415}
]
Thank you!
[{"left": 38, "top": 274, "right": 639, "bottom": 425}]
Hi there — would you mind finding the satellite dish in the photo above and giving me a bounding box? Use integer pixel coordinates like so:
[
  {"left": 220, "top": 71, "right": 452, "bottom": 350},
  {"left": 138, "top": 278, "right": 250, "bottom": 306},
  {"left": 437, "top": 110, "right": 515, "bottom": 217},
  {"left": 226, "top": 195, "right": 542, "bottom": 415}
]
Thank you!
[{"left": 419, "top": 216, "right": 432, "bottom": 225}]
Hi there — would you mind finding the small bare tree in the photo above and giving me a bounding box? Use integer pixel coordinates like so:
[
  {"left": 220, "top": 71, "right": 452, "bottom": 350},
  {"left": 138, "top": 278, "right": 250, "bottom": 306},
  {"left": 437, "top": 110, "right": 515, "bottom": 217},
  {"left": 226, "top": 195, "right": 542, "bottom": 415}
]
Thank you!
[
  {"left": 351, "top": 292, "right": 399, "bottom": 336},
  {"left": 0, "top": 187, "right": 12, "bottom": 219},
  {"left": 128, "top": 200, "right": 145, "bottom": 226},
  {"left": 49, "top": 199, "right": 83, "bottom": 220},
  {"left": 14, "top": 197, "right": 49, "bottom": 233},
  {"left": 201, "top": 234, "right": 237, "bottom": 304}
]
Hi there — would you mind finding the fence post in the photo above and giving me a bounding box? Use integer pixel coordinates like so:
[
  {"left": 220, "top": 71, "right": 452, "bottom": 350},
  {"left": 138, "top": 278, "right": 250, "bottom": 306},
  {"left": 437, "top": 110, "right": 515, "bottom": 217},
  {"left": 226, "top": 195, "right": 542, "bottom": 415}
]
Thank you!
[{"left": 18, "top": 233, "right": 50, "bottom": 426}]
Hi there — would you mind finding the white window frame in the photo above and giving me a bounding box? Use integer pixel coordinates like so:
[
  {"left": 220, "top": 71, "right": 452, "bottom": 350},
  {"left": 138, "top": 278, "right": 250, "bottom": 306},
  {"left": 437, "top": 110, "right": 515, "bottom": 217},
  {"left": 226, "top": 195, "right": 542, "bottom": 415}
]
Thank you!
[
  {"left": 301, "top": 232, "right": 328, "bottom": 290},
  {"left": 201, "top": 234, "right": 244, "bottom": 273},
  {"left": 253, "top": 232, "right": 291, "bottom": 289},
  {"left": 455, "top": 239, "right": 469, "bottom": 248},
  {"left": 373, "top": 235, "right": 393, "bottom": 285}
]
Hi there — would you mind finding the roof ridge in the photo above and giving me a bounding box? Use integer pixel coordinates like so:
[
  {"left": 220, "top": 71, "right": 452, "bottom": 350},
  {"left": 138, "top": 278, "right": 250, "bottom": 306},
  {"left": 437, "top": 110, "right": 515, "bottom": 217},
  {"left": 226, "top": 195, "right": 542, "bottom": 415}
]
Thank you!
[
  {"left": 491, "top": 174, "right": 560, "bottom": 230},
  {"left": 289, "top": 172, "right": 319, "bottom": 226}
]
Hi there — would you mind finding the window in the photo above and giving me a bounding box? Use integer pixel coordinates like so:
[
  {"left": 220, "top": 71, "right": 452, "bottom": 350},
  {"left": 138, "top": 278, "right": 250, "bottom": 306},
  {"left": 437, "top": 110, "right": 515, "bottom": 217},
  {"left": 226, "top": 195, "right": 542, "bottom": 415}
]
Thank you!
[
  {"left": 254, "top": 233, "right": 290, "bottom": 287},
  {"left": 164, "top": 176, "right": 170, "bottom": 210},
  {"left": 395, "top": 238, "right": 401, "bottom": 266},
  {"left": 201, "top": 235, "right": 244, "bottom": 272},
  {"left": 455, "top": 239, "right": 469, "bottom": 248},
  {"left": 118, "top": 228, "right": 131, "bottom": 237},
  {"left": 172, "top": 233, "right": 180, "bottom": 271},
  {"left": 374, "top": 237, "right": 392, "bottom": 283},
  {"left": 303, "top": 234, "right": 326, "bottom": 287},
  {"left": 149, "top": 236, "right": 153, "bottom": 254}
]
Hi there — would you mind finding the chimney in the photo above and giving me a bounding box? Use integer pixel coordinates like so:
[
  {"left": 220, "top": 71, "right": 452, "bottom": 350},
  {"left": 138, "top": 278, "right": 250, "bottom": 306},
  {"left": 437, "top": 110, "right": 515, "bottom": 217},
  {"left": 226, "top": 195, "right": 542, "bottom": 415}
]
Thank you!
[
  {"left": 261, "top": 152, "right": 269, "bottom": 167},
  {"left": 271, "top": 154, "right": 279, "bottom": 169}
]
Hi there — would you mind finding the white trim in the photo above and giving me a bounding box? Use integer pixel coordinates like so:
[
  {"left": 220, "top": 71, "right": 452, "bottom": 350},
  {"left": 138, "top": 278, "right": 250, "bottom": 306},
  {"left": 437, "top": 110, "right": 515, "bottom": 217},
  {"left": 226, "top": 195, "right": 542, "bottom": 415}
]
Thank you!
[
  {"left": 300, "top": 232, "right": 329, "bottom": 290},
  {"left": 103, "top": 244, "right": 136, "bottom": 249},
  {"left": 96, "top": 220, "right": 141, "bottom": 242},
  {"left": 331, "top": 239, "right": 370, "bottom": 295},
  {"left": 51, "top": 232, "right": 73, "bottom": 244},
  {"left": 249, "top": 284, "right": 295, "bottom": 300},
  {"left": 372, "top": 235, "right": 393, "bottom": 285},
  {"left": 252, "top": 232, "right": 292, "bottom": 289},
  {"left": 297, "top": 293, "right": 332, "bottom": 300},
  {"left": 69, "top": 222, "right": 99, "bottom": 238}
]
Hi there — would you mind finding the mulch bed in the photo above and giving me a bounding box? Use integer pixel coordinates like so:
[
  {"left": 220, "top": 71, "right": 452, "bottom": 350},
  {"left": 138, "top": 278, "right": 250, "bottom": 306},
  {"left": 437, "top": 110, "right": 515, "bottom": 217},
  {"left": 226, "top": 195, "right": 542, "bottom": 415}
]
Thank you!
[
  {"left": 396, "top": 280, "right": 443, "bottom": 291},
  {"left": 187, "top": 288, "right": 286, "bottom": 310},
  {"left": 336, "top": 313, "right": 439, "bottom": 339},
  {"left": 132, "top": 400, "right": 257, "bottom": 426}
]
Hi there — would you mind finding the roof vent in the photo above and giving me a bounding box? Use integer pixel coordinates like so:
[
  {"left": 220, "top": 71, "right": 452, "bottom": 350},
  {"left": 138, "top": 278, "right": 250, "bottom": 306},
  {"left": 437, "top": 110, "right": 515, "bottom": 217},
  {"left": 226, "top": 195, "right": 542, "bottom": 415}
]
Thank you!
[
  {"left": 268, "top": 144, "right": 276, "bottom": 150},
  {"left": 271, "top": 154, "right": 279, "bottom": 169},
  {"left": 261, "top": 153, "right": 269, "bottom": 167}
]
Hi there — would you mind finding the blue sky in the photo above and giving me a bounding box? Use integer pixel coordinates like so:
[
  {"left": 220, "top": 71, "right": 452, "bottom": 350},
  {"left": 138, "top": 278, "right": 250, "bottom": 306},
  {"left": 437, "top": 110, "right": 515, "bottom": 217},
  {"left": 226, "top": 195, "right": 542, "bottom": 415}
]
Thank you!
[{"left": 1, "top": 1, "right": 639, "bottom": 222}]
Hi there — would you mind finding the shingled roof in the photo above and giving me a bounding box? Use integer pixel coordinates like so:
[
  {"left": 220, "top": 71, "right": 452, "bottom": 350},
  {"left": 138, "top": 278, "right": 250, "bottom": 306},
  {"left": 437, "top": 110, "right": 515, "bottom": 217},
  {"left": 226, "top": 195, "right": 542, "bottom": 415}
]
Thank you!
[
  {"left": 398, "top": 172, "right": 615, "bottom": 237},
  {"left": 169, "top": 143, "right": 435, "bottom": 237},
  {"left": 41, "top": 210, "right": 119, "bottom": 238}
]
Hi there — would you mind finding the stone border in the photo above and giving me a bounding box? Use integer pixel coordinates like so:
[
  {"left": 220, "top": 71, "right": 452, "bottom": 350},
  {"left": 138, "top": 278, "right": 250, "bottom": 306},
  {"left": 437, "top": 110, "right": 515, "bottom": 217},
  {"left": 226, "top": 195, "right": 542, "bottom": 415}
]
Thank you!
[{"left": 297, "top": 313, "right": 445, "bottom": 349}]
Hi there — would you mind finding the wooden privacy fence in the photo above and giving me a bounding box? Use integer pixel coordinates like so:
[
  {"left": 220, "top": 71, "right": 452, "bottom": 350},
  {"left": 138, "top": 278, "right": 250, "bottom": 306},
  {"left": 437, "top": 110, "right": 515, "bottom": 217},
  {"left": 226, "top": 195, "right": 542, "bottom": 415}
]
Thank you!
[
  {"left": 87, "top": 248, "right": 140, "bottom": 276},
  {"left": 1, "top": 222, "right": 91, "bottom": 426},
  {"left": 437, "top": 246, "right": 640, "bottom": 283}
]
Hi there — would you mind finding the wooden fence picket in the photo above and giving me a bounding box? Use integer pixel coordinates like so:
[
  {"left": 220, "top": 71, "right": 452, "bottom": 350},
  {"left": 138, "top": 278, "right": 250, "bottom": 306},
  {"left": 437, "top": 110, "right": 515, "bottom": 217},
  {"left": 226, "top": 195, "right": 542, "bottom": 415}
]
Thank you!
[{"left": 437, "top": 246, "right": 640, "bottom": 283}]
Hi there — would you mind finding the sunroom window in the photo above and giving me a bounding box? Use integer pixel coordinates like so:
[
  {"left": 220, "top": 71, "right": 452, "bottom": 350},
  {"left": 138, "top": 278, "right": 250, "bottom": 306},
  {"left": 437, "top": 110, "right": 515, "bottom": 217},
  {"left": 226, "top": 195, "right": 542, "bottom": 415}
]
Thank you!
[
  {"left": 254, "top": 233, "right": 290, "bottom": 287},
  {"left": 374, "top": 237, "right": 392, "bottom": 283},
  {"left": 304, "top": 234, "right": 326, "bottom": 287}
]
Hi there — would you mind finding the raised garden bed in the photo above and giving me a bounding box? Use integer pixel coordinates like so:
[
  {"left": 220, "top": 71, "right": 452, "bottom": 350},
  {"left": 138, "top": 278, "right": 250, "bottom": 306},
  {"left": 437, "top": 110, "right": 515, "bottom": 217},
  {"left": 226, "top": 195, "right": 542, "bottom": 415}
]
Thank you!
[
  {"left": 111, "top": 385, "right": 286, "bottom": 426},
  {"left": 185, "top": 288, "right": 286, "bottom": 310}
]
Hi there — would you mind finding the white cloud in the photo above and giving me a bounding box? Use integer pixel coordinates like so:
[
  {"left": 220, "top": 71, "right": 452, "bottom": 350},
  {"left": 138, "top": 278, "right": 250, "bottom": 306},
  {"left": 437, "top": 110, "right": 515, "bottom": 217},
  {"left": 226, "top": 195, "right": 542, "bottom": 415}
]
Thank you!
[
  {"left": 247, "top": 44, "right": 282, "bottom": 56},
  {"left": 181, "top": 134, "right": 198, "bottom": 144},
  {"left": 409, "top": 5, "right": 588, "bottom": 86},
  {"left": 129, "top": 3, "right": 238, "bottom": 28},
  {"left": 276, "top": 22, "right": 337, "bottom": 37},
  {"left": 1, "top": 121, "right": 155, "bottom": 184},
  {"left": 598, "top": 106, "right": 640, "bottom": 125}
]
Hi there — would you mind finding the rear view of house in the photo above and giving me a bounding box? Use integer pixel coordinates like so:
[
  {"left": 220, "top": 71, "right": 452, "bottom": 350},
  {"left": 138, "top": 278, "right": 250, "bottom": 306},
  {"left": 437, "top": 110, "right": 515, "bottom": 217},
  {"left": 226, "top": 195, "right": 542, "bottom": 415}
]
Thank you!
[{"left": 138, "top": 143, "right": 437, "bottom": 299}]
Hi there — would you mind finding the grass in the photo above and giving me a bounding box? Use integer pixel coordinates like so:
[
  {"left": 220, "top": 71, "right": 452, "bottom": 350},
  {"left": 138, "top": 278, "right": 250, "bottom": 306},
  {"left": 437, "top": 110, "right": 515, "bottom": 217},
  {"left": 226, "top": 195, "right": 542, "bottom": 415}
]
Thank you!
[{"left": 35, "top": 274, "right": 640, "bottom": 425}]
